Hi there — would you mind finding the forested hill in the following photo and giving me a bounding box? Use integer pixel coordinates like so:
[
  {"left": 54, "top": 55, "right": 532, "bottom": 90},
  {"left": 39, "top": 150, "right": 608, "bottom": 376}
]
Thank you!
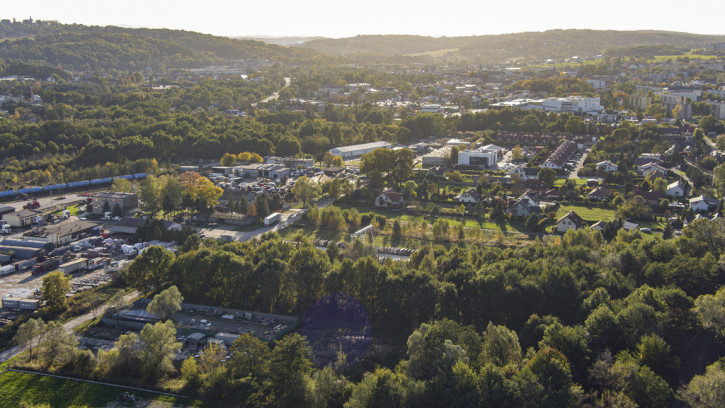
[
  {"left": 298, "top": 30, "right": 725, "bottom": 62},
  {"left": 0, "top": 20, "right": 323, "bottom": 71}
]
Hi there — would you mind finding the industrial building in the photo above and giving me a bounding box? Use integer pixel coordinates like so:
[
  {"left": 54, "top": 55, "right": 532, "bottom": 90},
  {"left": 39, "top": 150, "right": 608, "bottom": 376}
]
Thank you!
[
  {"left": 328, "top": 141, "right": 391, "bottom": 159},
  {"left": 3, "top": 209, "right": 42, "bottom": 227},
  {"left": 23, "top": 219, "right": 101, "bottom": 245},
  {"left": 237, "top": 163, "right": 290, "bottom": 179},
  {"left": 457, "top": 144, "right": 502, "bottom": 168},
  {"left": 91, "top": 192, "right": 139, "bottom": 215},
  {"left": 422, "top": 146, "right": 453, "bottom": 166}
]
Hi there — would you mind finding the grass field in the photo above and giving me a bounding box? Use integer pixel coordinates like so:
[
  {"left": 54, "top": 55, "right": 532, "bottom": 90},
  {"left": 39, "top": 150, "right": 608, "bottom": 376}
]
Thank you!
[
  {"left": 0, "top": 370, "right": 205, "bottom": 408},
  {"left": 553, "top": 178, "right": 589, "bottom": 187},
  {"left": 556, "top": 204, "right": 665, "bottom": 230}
]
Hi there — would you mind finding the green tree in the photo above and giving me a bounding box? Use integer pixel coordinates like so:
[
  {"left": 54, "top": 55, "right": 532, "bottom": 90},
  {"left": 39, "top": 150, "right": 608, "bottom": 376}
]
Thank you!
[
  {"left": 41, "top": 271, "right": 70, "bottom": 311},
  {"left": 480, "top": 321, "right": 522, "bottom": 367},
  {"left": 139, "top": 320, "right": 181, "bottom": 380},
  {"left": 125, "top": 245, "right": 175, "bottom": 292},
  {"left": 146, "top": 285, "right": 184, "bottom": 319},
  {"left": 36, "top": 321, "right": 78, "bottom": 368},
  {"left": 220, "top": 152, "right": 237, "bottom": 166},
  {"left": 269, "top": 333, "right": 312, "bottom": 406},
  {"left": 291, "top": 176, "right": 320, "bottom": 207},
  {"left": 14, "top": 318, "right": 46, "bottom": 361},
  {"left": 538, "top": 167, "right": 557, "bottom": 186},
  {"left": 140, "top": 174, "right": 160, "bottom": 213},
  {"left": 229, "top": 332, "right": 271, "bottom": 381}
]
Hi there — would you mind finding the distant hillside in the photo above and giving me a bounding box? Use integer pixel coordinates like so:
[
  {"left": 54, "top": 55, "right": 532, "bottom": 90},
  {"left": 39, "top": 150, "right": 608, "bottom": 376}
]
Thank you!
[
  {"left": 0, "top": 20, "right": 322, "bottom": 71},
  {"left": 299, "top": 30, "right": 725, "bottom": 62},
  {"left": 236, "top": 36, "right": 326, "bottom": 47}
]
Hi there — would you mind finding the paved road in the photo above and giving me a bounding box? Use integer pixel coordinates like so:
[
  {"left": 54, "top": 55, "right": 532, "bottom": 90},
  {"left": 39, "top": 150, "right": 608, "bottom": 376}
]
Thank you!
[
  {"left": 255, "top": 77, "right": 291, "bottom": 105},
  {"left": 196, "top": 208, "right": 307, "bottom": 242},
  {"left": 569, "top": 147, "right": 592, "bottom": 179},
  {"left": 4, "top": 193, "right": 86, "bottom": 212},
  {"left": 0, "top": 291, "right": 139, "bottom": 364}
]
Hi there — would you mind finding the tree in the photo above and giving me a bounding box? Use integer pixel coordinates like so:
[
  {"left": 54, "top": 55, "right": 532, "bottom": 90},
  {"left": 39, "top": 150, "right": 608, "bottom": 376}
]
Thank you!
[
  {"left": 290, "top": 246, "right": 330, "bottom": 312},
  {"left": 41, "top": 271, "right": 70, "bottom": 311},
  {"left": 512, "top": 145, "right": 525, "bottom": 162},
  {"left": 36, "top": 321, "right": 78, "bottom": 367},
  {"left": 159, "top": 175, "right": 183, "bottom": 214},
  {"left": 268, "top": 333, "right": 312, "bottom": 406},
  {"left": 125, "top": 245, "right": 175, "bottom": 292},
  {"left": 291, "top": 176, "right": 320, "bottom": 207},
  {"left": 162, "top": 194, "right": 174, "bottom": 215},
  {"left": 112, "top": 178, "right": 133, "bottom": 193},
  {"left": 102, "top": 200, "right": 111, "bottom": 215},
  {"left": 481, "top": 321, "right": 522, "bottom": 366},
  {"left": 681, "top": 361, "right": 725, "bottom": 408},
  {"left": 139, "top": 320, "right": 181, "bottom": 380},
  {"left": 360, "top": 148, "right": 394, "bottom": 193},
  {"left": 539, "top": 168, "right": 557, "bottom": 187},
  {"left": 140, "top": 174, "right": 160, "bottom": 213},
  {"left": 146, "top": 285, "right": 184, "bottom": 319},
  {"left": 14, "top": 318, "right": 46, "bottom": 361},
  {"left": 220, "top": 152, "right": 237, "bottom": 166},
  {"left": 694, "top": 286, "right": 725, "bottom": 336},
  {"left": 112, "top": 203, "right": 123, "bottom": 218},
  {"left": 179, "top": 171, "right": 223, "bottom": 209},
  {"left": 229, "top": 332, "right": 271, "bottom": 381}
]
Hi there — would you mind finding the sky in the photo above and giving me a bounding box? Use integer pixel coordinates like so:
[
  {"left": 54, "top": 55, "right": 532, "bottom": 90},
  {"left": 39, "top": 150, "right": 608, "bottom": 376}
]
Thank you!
[{"left": 4, "top": 0, "right": 725, "bottom": 38}]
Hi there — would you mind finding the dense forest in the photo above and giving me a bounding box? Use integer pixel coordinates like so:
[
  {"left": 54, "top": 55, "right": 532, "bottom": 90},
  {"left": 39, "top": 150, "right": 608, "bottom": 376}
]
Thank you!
[{"left": 299, "top": 30, "right": 725, "bottom": 62}]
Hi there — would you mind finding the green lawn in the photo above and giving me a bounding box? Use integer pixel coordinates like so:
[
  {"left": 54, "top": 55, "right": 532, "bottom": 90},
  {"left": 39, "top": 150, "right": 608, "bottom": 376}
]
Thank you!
[
  {"left": 553, "top": 178, "right": 589, "bottom": 187},
  {"left": 0, "top": 370, "right": 205, "bottom": 407},
  {"left": 557, "top": 204, "right": 617, "bottom": 222}
]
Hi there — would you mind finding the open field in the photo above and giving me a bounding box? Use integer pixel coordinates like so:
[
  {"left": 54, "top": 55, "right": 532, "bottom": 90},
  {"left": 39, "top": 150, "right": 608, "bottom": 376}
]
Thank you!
[{"left": 0, "top": 370, "right": 206, "bottom": 408}]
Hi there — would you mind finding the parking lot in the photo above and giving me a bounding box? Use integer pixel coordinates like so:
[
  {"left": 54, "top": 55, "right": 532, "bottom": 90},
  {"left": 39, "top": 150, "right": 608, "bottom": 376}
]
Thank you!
[{"left": 0, "top": 268, "right": 116, "bottom": 301}]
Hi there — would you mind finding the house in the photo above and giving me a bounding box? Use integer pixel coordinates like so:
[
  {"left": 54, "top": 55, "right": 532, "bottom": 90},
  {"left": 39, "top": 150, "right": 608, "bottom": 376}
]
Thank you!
[
  {"left": 455, "top": 188, "right": 482, "bottom": 204},
  {"left": 91, "top": 192, "right": 139, "bottom": 215},
  {"left": 555, "top": 211, "right": 585, "bottom": 233},
  {"left": 666, "top": 180, "right": 688, "bottom": 198},
  {"left": 690, "top": 195, "right": 720, "bottom": 212},
  {"left": 542, "top": 141, "right": 577, "bottom": 169},
  {"left": 622, "top": 221, "right": 639, "bottom": 231},
  {"left": 596, "top": 160, "right": 618, "bottom": 173},
  {"left": 591, "top": 221, "right": 606, "bottom": 231},
  {"left": 375, "top": 189, "right": 405, "bottom": 208},
  {"left": 521, "top": 179, "right": 549, "bottom": 195},
  {"left": 508, "top": 198, "right": 541, "bottom": 218},
  {"left": 517, "top": 192, "right": 539, "bottom": 208},
  {"left": 512, "top": 166, "right": 539, "bottom": 180},
  {"left": 3, "top": 209, "right": 43, "bottom": 227},
  {"left": 542, "top": 189, "right": 562, "bottom": 201},
  {"left": 587, "top": 187, "right": 612, "bottom": 201},
  {"left": 634, "top": 189, "right": 663, "bottom": 206},
  {"left": 638, "top": 162, "right": 668, "bottom": 178}
]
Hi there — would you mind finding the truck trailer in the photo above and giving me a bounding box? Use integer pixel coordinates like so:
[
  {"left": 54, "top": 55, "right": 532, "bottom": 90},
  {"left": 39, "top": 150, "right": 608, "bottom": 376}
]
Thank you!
[
  {"left": 59, "top": 258, "right": 89, "bottom": 274},
  {"left": 264, "top": 212, "right": 281, "bottom": 226}
]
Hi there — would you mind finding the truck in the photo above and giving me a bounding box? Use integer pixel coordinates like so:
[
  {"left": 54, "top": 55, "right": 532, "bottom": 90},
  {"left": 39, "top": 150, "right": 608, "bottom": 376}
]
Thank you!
[
  {"left": 264, "top": 212, "right": 281, "bottom": 227},
  {"left": 31, "top": 258, "right": 60, "bottom": 275},
  {"left": 59, "top": 258, "right": 89, "bottom": 274},
  {"left": 0, "top": 224, "right": 10, "bottom": 234},
  {"left": 23, "top": 200, "right": 40, "bottom": 210},
  {"left": 0, "top": 265, "right": 15, "bottom": 276}
]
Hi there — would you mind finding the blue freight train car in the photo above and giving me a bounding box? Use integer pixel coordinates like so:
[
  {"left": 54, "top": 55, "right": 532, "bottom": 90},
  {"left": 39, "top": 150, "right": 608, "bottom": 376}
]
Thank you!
[
  {"left": 67, "top": 180, "right": 91, "bottom": 188},
  {"left": 42, "top": 183, "right": 66, "bottom": 192},
  {"left": 17, "top": 187, "right": 42, "bottom": 194},
  {"left": 0, "top": 190, "right": 16, "bottom": 198},
  {"left": 133, "top": 173, "right": 147, "bottom": 180},
  {"left": 117, "top": 174, "right": 133, "bottom": 180},
  {"left": 89, "top": 177, "right": 112, "bottom": 185}
]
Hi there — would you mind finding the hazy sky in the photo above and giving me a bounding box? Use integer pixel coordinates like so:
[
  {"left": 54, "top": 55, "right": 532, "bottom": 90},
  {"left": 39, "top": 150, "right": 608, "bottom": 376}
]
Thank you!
[{"left": 4, "top": 0, "right": 725, "bottom": 38}]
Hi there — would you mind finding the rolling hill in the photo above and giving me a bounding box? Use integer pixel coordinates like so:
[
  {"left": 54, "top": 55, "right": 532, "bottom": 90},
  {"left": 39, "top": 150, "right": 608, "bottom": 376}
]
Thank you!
[
  {"left": 298, "top": 30, "right": 725, "bottom": 62},
  {"left": 0, "top": 20, "right": 322, "bottom": 71}
]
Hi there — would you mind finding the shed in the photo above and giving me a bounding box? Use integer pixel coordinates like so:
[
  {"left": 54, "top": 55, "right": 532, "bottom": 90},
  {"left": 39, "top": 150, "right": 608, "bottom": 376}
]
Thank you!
[{"left": 186, "top": 332, "right": 207, "bottom": 348}]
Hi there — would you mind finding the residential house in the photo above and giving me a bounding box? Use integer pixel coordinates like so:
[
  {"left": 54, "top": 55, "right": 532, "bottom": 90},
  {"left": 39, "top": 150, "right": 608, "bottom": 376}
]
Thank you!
[
  {"left": 542, "top": 189, "right": 562, "bottom": 201},
  {"left": 508, "top": 198, "right": 541, "bottom": 218},
  {"left": 375, "top": 189, "right": 405, "bottom": 209},
  {"left": 638, "top": 162, "right": 668, "bottom": 178},
  {"left": 555, "top": 211, "right": 585, "bottom": 233},
  {"left": 542, "top": 141, "right": 577, "bottom": 169},
  {"left": 512, "top": 166, "right": 539, "bottom": 180},
  {"left": 666, "top": 180, "right": 688, "bottom": 198},
  {"left": 588, "top": 187, "right": 612, "bottom": 201},
  {"left": 521, "top": 179, "right": 549, "bottom": 195},
  {"left": 690, "top": 195, "right": 720, "bottom": 212},
  {"left": 634, "top": 189, "right": 663, "bottom": 206},
  {"left": 455, "top": 188, "right": 482, "bottom": 204},
  {"left": 596, "top": 160, "right": 618, "bottom": 173}
]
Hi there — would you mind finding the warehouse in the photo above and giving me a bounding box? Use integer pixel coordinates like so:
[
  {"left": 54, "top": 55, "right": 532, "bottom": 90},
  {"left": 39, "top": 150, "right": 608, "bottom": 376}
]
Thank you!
[
  {"left": 237, "top": 163, "right": 289, "bottom": 179},
  {"left": 328, "top": 141, "right": 391, "bottom": 159},
  {"left": 23, "top": 220, "right": 101, "bottom": 245},
  {"left": 3, "top": 209, "right": 42, "bottom": 227}
]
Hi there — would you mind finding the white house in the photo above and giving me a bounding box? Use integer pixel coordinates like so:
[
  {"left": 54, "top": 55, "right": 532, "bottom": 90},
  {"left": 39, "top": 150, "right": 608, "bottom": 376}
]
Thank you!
[
  {"left": 555, "top": 211, "right": 585, "bottom": 233},
  {"left": 689, "top": 195, "right": 719, "bottom": 212},
  {"left": 375, "top": 189, "right": 405, "bottom": 208},
  {"left": 638, "top": 162, "right": 668, "bottom": 178},
  {"left": 455, "top": 188, "right": 482, "bottom": 204},
  {"left": 666, "top": 180, "right": 688, "bottom": 198},
  {"left": 508, "top": 198, "right": 541, "bottom": 218},
  {"left": 596, "top": 160, "right": 618, "bottom": 173}
]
